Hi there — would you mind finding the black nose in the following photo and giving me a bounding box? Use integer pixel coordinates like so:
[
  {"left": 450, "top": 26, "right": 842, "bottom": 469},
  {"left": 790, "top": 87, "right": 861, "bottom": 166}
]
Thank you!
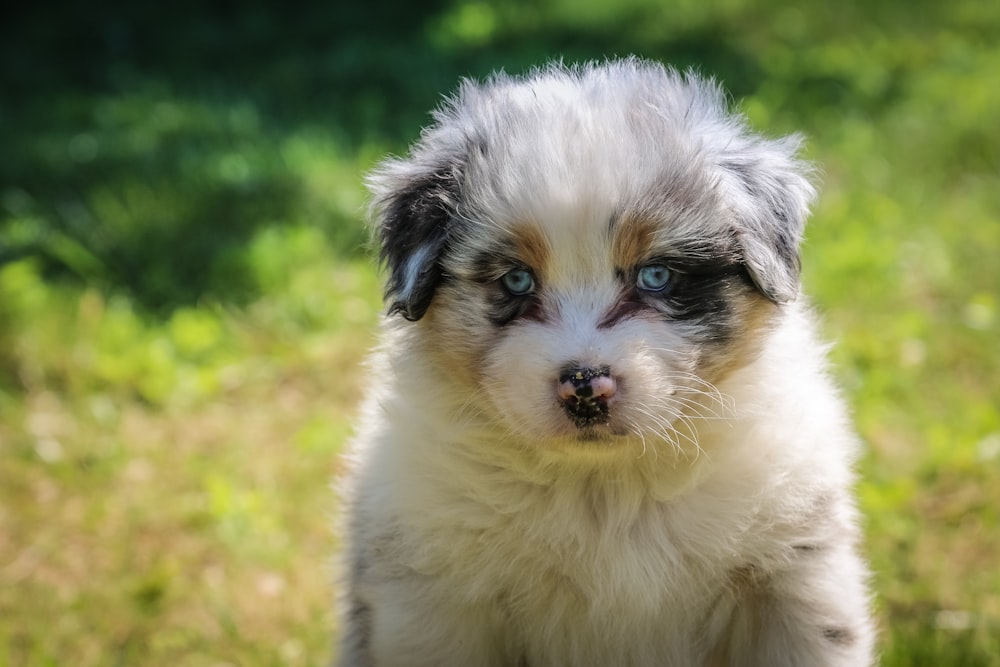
[{"left": 557, "top": 365, "right": 616, "bottom": 428}]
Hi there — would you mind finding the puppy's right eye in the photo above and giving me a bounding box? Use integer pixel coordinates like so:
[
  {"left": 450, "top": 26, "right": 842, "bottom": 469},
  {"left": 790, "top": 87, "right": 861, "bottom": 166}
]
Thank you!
[{"left": 501, "top": 268, "right": 536, "bottom": 296}]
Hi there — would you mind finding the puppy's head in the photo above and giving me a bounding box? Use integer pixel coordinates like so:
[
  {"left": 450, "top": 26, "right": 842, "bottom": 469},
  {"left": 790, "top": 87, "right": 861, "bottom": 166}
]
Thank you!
[{"left": 367, "top": 59, "right": 815, "bottom": 449}]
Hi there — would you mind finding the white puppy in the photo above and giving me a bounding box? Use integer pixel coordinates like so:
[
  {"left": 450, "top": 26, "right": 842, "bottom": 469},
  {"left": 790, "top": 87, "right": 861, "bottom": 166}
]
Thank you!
[{"left": 339, "top": 58, "right": 874, "bottom": 666}]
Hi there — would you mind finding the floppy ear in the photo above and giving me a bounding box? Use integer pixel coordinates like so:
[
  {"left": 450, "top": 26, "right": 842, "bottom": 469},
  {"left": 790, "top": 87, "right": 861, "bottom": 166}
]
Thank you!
[
  {"left": 366, "top": 154, "right": 464, "bottom": 321},
  {"left": 719, "top": 136, "right": 816, "bottom": 304}
]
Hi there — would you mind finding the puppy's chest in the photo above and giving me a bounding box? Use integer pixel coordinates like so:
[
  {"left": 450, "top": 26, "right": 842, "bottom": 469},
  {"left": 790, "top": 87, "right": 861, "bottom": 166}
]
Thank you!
[{"left": 406, "top": 480, "right": 729, "bottom": 622}]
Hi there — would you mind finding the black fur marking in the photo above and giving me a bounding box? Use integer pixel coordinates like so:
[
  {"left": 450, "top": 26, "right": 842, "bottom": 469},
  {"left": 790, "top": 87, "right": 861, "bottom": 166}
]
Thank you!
[
  {"left": 469, "top": 249, "right": 547, "bottom": 327},
  {"left": 347, "top": 596, "right": 372, "bottom": 656},
  {"left": 663, "top": 270, "right": 751, "bottom": 337},
  {"left": 485, "top": 287, "right": 544, "bottom": 327},
  {"left": 468, "top": 249, "right": 526, "bottom": 285},
  {"left": 822, "top": 626, "right": 856, "bottom": 648},
  {"left": 377, "top": 168, "right": 459, "bottom": 321},
  {"left": 603, "top": 258, "right": 752, "bottom": 346}
]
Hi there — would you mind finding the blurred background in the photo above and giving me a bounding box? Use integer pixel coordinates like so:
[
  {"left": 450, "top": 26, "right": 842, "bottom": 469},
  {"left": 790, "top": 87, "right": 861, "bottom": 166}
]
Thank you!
[{"left": 1, "top": 0, "right": 997, "bottom": 664}]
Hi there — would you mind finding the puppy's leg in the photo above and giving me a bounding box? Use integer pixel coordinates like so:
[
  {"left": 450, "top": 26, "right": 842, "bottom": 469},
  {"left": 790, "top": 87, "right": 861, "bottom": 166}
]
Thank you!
[{"left": 708, "top": 545, "right": 874, "bottom": 667}]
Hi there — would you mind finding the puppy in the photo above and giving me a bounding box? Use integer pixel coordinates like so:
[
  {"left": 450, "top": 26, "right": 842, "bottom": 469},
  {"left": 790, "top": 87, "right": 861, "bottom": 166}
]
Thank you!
[{"left": 339, "top": 58, "right": 874, "bottom": 666}]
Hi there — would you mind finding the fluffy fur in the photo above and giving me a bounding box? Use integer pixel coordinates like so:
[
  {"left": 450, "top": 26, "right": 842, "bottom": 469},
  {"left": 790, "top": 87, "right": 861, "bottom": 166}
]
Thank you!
[{"left": 338, "top": 58, "right": 874, "bottom": 666}]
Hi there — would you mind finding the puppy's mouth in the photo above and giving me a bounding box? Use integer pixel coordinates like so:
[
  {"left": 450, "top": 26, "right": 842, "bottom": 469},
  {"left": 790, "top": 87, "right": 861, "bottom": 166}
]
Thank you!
[
  {"left": 571, "top": 422, "right": 630, "bottom": 443},
  {"left": 574, "top": 429, "right": 615, "bottom": 444}
]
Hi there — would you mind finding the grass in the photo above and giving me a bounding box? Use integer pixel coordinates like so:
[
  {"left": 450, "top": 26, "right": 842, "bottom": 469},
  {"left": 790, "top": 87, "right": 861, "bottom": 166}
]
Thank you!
[
  {"left": 2, "top": 0, "right": 999, "bottom": 664},
  {"left": 1, "top": 255, "right": 381, "bottom": 666}
]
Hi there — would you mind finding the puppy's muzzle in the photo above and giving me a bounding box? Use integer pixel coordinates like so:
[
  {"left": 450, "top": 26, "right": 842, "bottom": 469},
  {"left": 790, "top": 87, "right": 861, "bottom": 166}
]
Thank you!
[{"left": 557, "top": 365, "right": 616, "bottom": 428}]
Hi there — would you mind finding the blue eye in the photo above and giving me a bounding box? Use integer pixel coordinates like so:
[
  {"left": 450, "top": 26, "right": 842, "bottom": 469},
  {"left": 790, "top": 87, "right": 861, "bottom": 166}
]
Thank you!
[
  {"left": 637, "top": 264, "right": 671, "bottom": 292},
  {"left": 501, "top": 268, "right": 536, "bottom": 296}
]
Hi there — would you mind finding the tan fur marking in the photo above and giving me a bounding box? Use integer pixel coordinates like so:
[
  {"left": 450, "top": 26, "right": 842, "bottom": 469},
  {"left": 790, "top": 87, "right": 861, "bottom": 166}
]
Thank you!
[
  {"left": 511, "top": 221, "right": 551, "bottom": 274},
  {"left": 420, "top": 286, "right": 492, "bottom": 391},
  {"left": 699, "top": 293, "right": 779, "bottom": 383},
  {"left": 612, "top": 215, "right": 659, "bottom": 270}
]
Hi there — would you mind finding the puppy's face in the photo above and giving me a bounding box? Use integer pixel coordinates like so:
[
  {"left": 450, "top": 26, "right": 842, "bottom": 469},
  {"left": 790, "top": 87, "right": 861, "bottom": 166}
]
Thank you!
[{"left": 368, "top": 61, "right": 815, "bottom": 450}]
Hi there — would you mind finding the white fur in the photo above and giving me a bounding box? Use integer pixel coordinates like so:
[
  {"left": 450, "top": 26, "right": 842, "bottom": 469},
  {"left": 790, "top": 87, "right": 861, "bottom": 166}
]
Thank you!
[{"left": 339, "top": 59, "right": 874, "bottom": 666}]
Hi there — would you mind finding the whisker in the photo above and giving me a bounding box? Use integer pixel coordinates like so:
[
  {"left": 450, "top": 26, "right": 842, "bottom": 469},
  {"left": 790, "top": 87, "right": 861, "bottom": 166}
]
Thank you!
[{"left": 631, "top": 404, "right": 700, "bottom": 453}]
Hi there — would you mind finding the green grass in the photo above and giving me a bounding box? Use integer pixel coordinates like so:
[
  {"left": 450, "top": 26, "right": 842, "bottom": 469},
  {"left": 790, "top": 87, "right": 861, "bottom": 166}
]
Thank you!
[
  {"left": 0, "top": 250, "right": 382, "bottom": 666},
  {"left": 2, "top": 1, "right": 999, "bottom": 664}
]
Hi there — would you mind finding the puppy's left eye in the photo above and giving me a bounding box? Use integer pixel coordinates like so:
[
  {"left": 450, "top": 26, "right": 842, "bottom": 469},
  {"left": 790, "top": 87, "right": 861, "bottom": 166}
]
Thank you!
[
  {"left": 501, "top": 268, "right": 536, "bottom": 296},
  {"left": 637, "top": 264, "right": 671, "bottom": 292}
]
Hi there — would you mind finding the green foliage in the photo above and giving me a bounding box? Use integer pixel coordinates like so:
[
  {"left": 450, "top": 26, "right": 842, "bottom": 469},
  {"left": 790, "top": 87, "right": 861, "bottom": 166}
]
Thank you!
[{"left": 1, "top": 0, "right": 998, "bottom": 665}]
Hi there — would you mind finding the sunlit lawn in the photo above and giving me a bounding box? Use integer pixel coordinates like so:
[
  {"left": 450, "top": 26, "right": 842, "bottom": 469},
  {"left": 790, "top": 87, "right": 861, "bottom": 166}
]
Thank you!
[{"left": 0, "top": 256, "right": 381, "bottom": 666}]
